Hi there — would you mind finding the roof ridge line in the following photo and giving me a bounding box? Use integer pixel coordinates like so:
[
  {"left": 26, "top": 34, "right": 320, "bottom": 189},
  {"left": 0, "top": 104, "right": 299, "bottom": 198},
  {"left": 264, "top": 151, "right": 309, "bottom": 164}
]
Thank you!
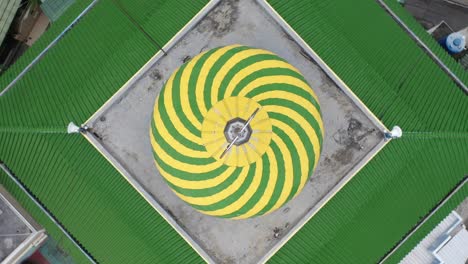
[
  {"left": 0, "top": 126, "right": 66, "bottom": 134},
  {"left": 404, "top": 131, "right": 468, "bottom": 139}
]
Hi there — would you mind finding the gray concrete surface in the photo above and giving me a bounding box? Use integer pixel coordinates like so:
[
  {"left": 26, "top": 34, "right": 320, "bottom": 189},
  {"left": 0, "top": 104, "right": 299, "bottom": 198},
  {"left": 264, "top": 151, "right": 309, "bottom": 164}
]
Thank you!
[
  {"left": 89, "top": 0, "right": 384, "bottom": 263},
  {"left": 0, "top": 191, "right": 33, "bottom": 261},
  {"left": 404, "top": 0, "right": 468, "bottom": 31},
  {"left": 449, "top": 0, "right": 468, "bottom": 6},
  {"left": 455, "top": 197, "right": 468, "bottom": 227}
]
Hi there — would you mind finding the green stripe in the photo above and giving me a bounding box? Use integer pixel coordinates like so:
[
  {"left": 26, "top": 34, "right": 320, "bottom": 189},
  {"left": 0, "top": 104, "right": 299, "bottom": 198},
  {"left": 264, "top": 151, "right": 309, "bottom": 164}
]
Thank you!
[
  {"left": 203, "top": 46, "right": 251, "bottom": 110},
  {"left": 245, "top": 83, "right": 321, "bottom": 115},
  {"left": 188, "top": 49, "right": 219, "bottom": 123},
  {"left": 259, "top": 97, "right": 323, "bottom": 146},
  {"left": 172, "top": 63, "right": 201, "bottom": 137},
  {"left": 222, "top": 152, "right": 271, "bottom": 218},
  {"left": 218, "top": 54, "right": 289, "bottom": 101},
  {"left": 258, "top": 140, "right": 286, "bottom": 214},
  {"left": 268, "top": 118, "right": 304, "bottom": 201},
  {"left": 189, "top": 163, "right": 258, "bottom": 213},
  {"left": 165, "top": 167, "right": 243, "bottom": 198},
  {"left": 230, "top": 68, "right": 307, "bottom": 97},
  {"left": 152, "top": 149, "right": 230, "bottom": 181},
  {"left": 151, "top": 148, "right": 230, "bottom": 181},
  {"left": 157, "top": 90, "right": 205, "bottom": 151},
  {"left": 151, "top": 121, "right": 212, "bottom": 165}
]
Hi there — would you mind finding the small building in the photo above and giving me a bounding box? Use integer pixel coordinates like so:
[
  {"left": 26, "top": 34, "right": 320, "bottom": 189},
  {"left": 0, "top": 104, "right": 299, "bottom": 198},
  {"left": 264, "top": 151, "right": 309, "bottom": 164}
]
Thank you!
[
  {"left": 401, "top": 211, "right": 468, "bottom": 264},
  {"left": 0, "top": 185, "right": 47, "bottom": 264}
]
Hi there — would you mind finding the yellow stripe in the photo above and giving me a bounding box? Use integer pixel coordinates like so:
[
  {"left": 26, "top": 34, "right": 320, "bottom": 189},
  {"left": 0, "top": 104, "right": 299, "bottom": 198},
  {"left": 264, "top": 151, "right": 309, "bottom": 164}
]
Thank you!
[
  {"left": 200, "top": 156, "right": 264, "bottom": 217},
  {"left": 154, "top": 158, "right": 237, "bottom": 190},
  {"left": 268, "top": 119, "right": 309, "bottom": 213},
  {"left": 150, "top": 133, "right": 223, "bottom": 173},
  {"left": 196, "top": 45, "right": 241, "bottom": 116},
  {"left": 201, "top": 96, "right": 272, "bottom": 167},
  {"left": 180, "top": 51, "right": 208, "bottom": 130},
  {"left": 266, "top": 133, "right": 294, "bottom": 213},
  {"left": 153, "top": 106, "right": 209, "bottom": 159},
  {"left": 223, "top": 61, "right": 301, "bottom": 98},
  {"left": 211, "top": 50, "right": 276, "bottom": 104},
  {"left": 233, "top": 148, "right": 278, "bottom": 219},
  {"left": 251, "top": 90, "right": 324, "bottom": 137},
  {"left": 266, "top": 106, "right": 317, "bottom": 190},
  {"left": 237, "top": 75, "right": 319, "bottom": 103},
  {"left": 163, "top": 73, "right": 203, "bottom": 145},
  {"left": 174, "top": 165, "right": 250, "bottom": 206}
]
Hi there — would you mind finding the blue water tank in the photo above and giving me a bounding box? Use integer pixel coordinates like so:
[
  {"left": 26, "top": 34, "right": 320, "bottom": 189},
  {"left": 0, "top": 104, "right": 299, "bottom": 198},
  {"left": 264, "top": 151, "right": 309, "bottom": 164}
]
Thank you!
[{"left": 441, "top": 32, "right": 466, "bottom": 54}]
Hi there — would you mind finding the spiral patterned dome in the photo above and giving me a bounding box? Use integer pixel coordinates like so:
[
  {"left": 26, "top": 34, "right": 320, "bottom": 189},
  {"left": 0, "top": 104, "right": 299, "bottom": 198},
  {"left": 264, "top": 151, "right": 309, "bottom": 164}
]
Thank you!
[{"left": 150, "top": 45, "right": 323, "bottom": 219}]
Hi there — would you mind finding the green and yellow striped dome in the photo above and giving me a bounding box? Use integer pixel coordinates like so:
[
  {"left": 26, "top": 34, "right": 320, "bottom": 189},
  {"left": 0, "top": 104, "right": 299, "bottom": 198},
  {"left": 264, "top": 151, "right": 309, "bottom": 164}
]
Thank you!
[{"left": 150, "top": 45, "right": 323, "bottom": 219}]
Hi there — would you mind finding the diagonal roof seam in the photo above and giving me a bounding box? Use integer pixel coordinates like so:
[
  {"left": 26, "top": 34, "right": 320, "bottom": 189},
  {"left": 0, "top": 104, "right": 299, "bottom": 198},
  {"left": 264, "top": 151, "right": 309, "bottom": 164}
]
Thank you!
[
  {"left": 0, "top": 0, "right": 100, "bottom": 96},
  {"left": 109, "top": 0, "right": 165, "bottom": 52}
]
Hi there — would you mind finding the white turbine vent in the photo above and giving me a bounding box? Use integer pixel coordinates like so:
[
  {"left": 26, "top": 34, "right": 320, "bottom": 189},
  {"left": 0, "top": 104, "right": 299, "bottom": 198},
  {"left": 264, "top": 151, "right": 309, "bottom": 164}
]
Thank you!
[
  {"left": 67, "top": 122, "right": 81, "bottom": 134},
  {"left": 385, "top": 126, "right": 402, "bottom": 140}
]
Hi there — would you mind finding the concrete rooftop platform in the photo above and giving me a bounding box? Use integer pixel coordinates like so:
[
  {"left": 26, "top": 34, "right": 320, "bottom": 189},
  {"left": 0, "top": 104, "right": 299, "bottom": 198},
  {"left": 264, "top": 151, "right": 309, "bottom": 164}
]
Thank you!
[{"left": 86, "top": 0, "right": 387, "bottom": 263}]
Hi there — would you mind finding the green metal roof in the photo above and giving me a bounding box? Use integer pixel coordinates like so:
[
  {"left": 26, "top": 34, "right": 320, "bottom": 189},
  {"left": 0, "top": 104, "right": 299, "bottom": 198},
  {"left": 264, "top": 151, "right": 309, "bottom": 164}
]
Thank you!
[
  {"left": 0, "top": 0, "right": 467, "bottom": 263},
  {"left": 383, "top": 0, "right": 468, "bottom": 89},
  {"left": 0, "top": 0, "right": 209, "bottom": 262},
  {"left": 266, "top": 0, "right": 468, "bottom": 262},
  {"left": 0, "top": 0, "right": 94, "bottom": 89},
  {"left": 0, "top": 0, "right": 21, "bottom": 46},
  {"left": 385, "top": 179, "right": 468, "bottom": 263}
]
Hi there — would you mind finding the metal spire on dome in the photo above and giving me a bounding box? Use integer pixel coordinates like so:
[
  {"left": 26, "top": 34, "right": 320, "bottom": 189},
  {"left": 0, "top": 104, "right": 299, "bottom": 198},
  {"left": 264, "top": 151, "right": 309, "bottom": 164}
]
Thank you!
[{"left": 220, "top": 107, "right": 260, "bottom": 159}]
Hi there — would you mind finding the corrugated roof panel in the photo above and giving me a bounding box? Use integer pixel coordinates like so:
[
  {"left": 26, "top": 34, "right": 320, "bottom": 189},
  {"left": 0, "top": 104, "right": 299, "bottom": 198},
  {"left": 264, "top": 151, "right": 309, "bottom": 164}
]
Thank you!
[
  {"left": 0, "top": 132, "right": 204, "bottom": 263},
  {"left": 384, "top": 0, "right": 468, "bottom": 88},
  {"left": 269, "top": 134, "right": 468, "bottom": 263},
  {"left": 116, "top": 0, "right": 209, "bottom": 47},
  {"left": 0, "top": 0, "right": 467, "bottom": 263},
  {"left": 266, "top": 0, "right": 468, "bottom": 133},
  {"left": 0, "top": 0, "right": 156, "bottom": 128},
  {"left": 388, "top": 190, "right": 467, "bottom": 263},
  {"left": 0, "top": 0, "right": 93, "bottom": 92}
]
